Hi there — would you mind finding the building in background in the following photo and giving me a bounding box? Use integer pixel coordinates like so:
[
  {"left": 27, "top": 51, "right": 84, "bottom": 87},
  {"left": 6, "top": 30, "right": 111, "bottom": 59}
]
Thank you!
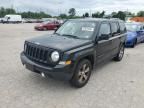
[{"left": 129, "top": 17, "right": 144, "bottom": 22}]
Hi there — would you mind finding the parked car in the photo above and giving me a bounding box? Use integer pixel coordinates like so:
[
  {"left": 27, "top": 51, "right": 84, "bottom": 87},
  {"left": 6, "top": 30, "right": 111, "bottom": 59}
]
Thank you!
[
  {"left": 21, "top": 18, "right": 126, "bottom": 88},
  {"left": 0, "top": 18, "right": 2, "bottom": 23},
  {"left": 125, "top": 23, "right": 144, "bottom": 47},
  {"left": 2, "top": 14, "right": 22, "bottom": 23},
  {"left": 34, "top": 21, "right": 60, "bottom": 31},
  {"left": 42, "top": 18, "right": 57, "bottom": 22}
]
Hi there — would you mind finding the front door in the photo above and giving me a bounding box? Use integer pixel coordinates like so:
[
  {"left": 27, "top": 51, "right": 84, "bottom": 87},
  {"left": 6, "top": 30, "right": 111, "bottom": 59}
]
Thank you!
[{"left": 96, "top": 22, "right": 112, "bottom": 64}]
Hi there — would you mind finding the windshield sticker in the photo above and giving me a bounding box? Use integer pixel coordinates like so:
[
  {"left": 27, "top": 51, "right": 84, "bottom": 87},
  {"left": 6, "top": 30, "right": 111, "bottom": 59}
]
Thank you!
[{"left": 82, "top": 27, "right": 94, "bottom": 32}]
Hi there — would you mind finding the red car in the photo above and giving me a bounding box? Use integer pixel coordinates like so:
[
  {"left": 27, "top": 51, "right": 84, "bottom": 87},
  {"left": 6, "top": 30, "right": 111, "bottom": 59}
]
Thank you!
[{"left": 35, "top": 21, "right": 60, "bottom": 31}]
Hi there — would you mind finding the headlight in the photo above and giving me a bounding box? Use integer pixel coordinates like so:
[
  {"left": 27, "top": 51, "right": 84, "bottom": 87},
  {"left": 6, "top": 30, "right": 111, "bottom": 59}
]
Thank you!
[{"left": 51, "top": 51, "right": 60, "bottom": 62}]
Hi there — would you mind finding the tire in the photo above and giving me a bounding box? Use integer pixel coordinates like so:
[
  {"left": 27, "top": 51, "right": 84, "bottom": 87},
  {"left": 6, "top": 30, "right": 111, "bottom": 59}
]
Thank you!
[
  {"left": 43, "top": 27, "right": 47, "bottom": 31},
  {"left": 70, "top": 59, "right": 92, "bottom": 88},
  {"left": 54, "top": 27, "right": 58, "bottom": 30},
  {"left": 141, "top": 39, "right": 144, "bottom": 43},
  {"left": 131, "top": 39, "right": 137, "bottom": 48},
  {"left": 114, "top": 44, "right": 125, "bottom": 61}
]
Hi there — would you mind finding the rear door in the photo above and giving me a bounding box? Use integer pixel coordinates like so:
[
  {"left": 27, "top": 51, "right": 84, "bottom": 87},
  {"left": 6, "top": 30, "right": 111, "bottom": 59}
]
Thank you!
[
  {"left": 96, "top": 22, "right": 112, "bottom": 63},
  {"left": 110, "top": 21, "right": 121, "bottom": 56}
]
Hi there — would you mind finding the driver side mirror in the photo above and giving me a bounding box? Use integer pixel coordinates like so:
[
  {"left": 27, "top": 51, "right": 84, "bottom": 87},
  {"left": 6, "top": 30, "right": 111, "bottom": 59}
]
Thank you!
[{"left": 98, "top": 34, "right": 109, "bottom": 41}]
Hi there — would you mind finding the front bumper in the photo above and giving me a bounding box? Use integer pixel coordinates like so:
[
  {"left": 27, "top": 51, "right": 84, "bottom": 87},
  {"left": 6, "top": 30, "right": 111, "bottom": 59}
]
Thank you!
[
  {"left": 125, "top": 39, "right": 134, "bottom": 47},
  {"left": 20, "top": 52, "right": 74, "bottom": 81},
  {"left": 34, "top": 26, "right": 44, "bottom": 30}
]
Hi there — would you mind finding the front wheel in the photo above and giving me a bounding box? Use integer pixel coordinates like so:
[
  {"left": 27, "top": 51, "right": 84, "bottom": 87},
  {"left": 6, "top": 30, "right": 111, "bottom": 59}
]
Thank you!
[
  {"left": 114, "top": 45, "right": 125, "bottom": 61},
  {"left": 70, "top": 59, "right": 92, "bottom": 88},
  {"left": 131, "top": 39, "right": 137, "bottom": 48},
  {"left": 43, "top": 27, "right": 47, "bottom": 31},
  {"left": 141, "top": 39, "right": 144, "bottom": 43}
]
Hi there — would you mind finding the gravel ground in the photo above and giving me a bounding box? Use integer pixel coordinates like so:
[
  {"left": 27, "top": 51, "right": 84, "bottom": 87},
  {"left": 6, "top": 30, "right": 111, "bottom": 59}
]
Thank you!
[{"left": 0, "top": 23, "right": 144, "bottom": 108}]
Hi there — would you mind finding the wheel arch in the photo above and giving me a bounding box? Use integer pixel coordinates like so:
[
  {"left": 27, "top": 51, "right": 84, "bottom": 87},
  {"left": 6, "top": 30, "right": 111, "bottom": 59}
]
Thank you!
[{"left": 74, "top": 54, "right": 95, "bottom": 70}]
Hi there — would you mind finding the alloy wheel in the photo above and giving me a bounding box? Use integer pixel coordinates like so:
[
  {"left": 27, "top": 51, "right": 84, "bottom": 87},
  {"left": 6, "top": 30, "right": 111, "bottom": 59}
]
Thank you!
[
  {"left": 119, "top": 46, "right": 124, "bottom": 59},
  {"left": 78, "top": 63, "right": 90, "bottom": 84}
]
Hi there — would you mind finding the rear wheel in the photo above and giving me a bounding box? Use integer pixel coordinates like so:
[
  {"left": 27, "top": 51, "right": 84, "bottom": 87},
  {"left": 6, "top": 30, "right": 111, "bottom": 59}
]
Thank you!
[
  {"left": 114, "top": 44, "right": 125, "bottom": 61},
  {"left": 54, "top": 27, "right": 58, "bottom": 30},
  {"left": 70, "top": 59, "right": 92, "bottom": 88}
]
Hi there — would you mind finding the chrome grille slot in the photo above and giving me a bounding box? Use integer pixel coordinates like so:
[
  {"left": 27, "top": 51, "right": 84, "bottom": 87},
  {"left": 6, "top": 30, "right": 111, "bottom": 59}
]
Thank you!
[{"left": 25, "top": 42, "right": 49, "bottom": 64}]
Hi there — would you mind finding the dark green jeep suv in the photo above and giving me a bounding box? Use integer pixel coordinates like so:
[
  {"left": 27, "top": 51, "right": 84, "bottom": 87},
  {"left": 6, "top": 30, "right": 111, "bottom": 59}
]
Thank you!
[{"left": 21, "top": 18, "right": 126, "bottom": 88}]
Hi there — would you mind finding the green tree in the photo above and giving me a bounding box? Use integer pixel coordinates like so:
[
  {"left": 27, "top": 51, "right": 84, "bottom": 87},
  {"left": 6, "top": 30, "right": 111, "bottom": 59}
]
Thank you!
[
  {"left": 20, "top": 11, "right": 51, "bottom": 19},
  {"left": 59, "top": 13, "right": 67, "bottom": 19},
  {"left": 68, "top": 8, "right": 76, "bottom": 17},
  {"left": 137, "top": 11, "right": 144, "bottom": 17},
  {"left": 92, "top": 12, "right": 100, "bottom": 18},
  {"left": 0, "top": 7, "right": 52, "bottom": 19},
  {"left": 126, "top": 11, "right": 135, "bottom": 16},
  {"left": 5, "top": 8, "right": 16, "bottom": 14},
  {"left": 0, "top": 7, "right": 5, "bottom": 17},
  {"left": 92, "top": 11, "right": 105, "bottom": 18},
  {"left": 111, "top": 11, "right": 126, "bottom": 20},
  {"left": 0, "top": 7, "right": 16, "bottom": 17},
  {"left": 83, "top": 12, "right": 89, "bottom": 17},
  {"left": 99, "top": 11, "right": 105, "bottom": 18}
]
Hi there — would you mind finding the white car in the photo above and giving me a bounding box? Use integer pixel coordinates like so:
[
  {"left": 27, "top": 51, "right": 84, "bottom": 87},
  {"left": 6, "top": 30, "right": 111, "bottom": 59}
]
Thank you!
[{"left": 2, "top": 14, "right": 22, "bottom": 23}]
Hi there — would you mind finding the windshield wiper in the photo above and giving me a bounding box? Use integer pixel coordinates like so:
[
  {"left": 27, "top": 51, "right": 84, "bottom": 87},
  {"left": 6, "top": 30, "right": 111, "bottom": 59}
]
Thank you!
[
  {"left": 54, "top": 32, "right": 61, "bottom": 35},
  {"left": 62, "top": 34, "right": 80, "bottom": 39}
]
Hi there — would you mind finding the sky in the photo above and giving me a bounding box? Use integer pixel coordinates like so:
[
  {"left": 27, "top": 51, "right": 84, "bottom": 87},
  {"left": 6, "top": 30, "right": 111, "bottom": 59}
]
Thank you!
[{"left": 0, "top": 0, "right": 144, "bottom": 15}]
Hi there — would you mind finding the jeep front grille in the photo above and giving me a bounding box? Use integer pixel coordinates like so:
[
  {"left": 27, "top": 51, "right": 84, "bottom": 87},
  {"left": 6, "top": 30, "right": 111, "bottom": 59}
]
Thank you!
[{"left": 25, "top": 42, "right": 50, "bottom": 65}]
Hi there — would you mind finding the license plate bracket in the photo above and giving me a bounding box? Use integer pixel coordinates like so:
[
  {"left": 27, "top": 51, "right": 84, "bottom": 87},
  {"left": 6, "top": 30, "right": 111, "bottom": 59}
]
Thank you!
[{"left": 26, "top": 64, "right": 34, "bottom": 71}]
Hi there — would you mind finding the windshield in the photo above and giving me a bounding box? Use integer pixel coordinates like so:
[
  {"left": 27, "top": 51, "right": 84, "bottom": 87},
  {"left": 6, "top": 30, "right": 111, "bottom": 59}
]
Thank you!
[
  {"left": 42, "top": 21, "right": 51, "bottom": 24},
  {"left": 56, "top": 21, "right": 96, "bottom": 39},
  {"left": 126, "top": 24, "right": 140, "bottom": 31}
]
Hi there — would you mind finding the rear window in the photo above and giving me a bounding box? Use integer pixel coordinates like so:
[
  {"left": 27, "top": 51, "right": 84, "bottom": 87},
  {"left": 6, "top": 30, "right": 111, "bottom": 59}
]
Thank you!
[
  {"left": 111, "top": 22, "right": 119, "bottom": 36},
  {"left": 119, "top": 22, "right": 126, "bottom": 33}
]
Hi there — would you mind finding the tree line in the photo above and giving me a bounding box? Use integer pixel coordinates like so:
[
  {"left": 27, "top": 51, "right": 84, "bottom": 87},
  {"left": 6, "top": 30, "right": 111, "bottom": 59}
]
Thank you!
[
  {"left": 0, "top": 7, "right": 51, "bottom": 19},
  {"left": 1, "top": 7, "right": 144, "bottom": 20}
]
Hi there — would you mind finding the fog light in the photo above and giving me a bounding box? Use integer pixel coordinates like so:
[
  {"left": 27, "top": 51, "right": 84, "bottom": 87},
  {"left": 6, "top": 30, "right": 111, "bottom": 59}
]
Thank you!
[{"left": 41, "top": 72, "right": 45, "bottom": 78}]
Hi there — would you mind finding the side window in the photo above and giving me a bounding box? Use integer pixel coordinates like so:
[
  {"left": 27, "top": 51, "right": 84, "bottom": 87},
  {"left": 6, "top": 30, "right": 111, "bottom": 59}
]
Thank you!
[
  {"left": 140, "top": 26, "right": 143, "bottom": 30},
  {"left": 111, "top": 22, "right": 119, "bottom": 36},
  {"left": 137, "top": 25, "right": 141, "bottom": 31},
  {"left": 56, "top": 21, "right": 59, "bottom": 24},
  {"left": 54, "top": 21, "right": 58, "bottom": 24},
  {"left": 119, "top": 22, "right": 126, "bottom": 33},
  {"left": 98, "top": 23, "right": 111, "bottom": 40}
]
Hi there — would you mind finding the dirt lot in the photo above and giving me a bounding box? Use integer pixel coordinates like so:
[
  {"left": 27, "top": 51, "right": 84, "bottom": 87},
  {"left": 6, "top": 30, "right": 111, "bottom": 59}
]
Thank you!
[{"left": 0, "top": 23, "right": 144, "bottom": 108}]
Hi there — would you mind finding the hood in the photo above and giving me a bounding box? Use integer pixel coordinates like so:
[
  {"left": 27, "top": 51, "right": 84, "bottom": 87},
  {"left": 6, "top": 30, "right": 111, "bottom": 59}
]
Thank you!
[
  {"left": 127, "top": 31, "right": 137, "bottom": 41},
  {"left": 26, "top": 34, "right": 92, "bottom": 51}
]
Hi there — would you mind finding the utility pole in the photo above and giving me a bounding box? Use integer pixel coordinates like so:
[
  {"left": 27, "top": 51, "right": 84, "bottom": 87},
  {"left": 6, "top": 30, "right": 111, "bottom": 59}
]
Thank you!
[{"left": 89, "top": 9, "right": 92, "bottom": 17}]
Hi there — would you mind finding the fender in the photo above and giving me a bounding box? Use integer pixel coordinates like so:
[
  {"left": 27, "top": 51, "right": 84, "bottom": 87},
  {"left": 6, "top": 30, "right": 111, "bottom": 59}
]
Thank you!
[{"left": 65, "top": 43, "right": 96, "bottom": 68}]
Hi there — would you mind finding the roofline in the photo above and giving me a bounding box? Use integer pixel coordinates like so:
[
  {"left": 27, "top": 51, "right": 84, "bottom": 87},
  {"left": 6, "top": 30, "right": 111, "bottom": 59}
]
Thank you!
[{"left": 68, "top": 18, "right": 124, "bottom": 22}]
